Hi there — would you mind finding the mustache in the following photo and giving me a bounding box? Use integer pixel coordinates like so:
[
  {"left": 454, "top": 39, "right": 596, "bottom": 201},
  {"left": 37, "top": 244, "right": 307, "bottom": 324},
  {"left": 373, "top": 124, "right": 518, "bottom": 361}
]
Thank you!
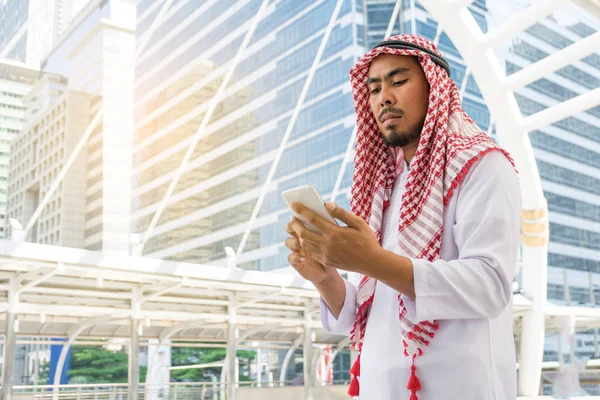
[{"left": 378, "top": 107, "right": 404, "bottom": 123}]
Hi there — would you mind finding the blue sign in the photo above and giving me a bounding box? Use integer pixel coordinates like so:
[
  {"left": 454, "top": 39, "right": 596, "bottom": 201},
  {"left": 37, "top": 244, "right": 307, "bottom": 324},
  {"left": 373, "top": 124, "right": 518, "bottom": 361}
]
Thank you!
[{"left": 48, "top": 339, "right": 71, "bottom": 385}]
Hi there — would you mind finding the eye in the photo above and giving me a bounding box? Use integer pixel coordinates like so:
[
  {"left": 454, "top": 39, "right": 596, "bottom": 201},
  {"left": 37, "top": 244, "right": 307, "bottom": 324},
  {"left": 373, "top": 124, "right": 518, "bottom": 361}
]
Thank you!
[
  {"left": 369, "top": 88, "right": 381, "bottom": 95},
  {"left": 394, "top": 79, "right": 408, "bottom": 86}
]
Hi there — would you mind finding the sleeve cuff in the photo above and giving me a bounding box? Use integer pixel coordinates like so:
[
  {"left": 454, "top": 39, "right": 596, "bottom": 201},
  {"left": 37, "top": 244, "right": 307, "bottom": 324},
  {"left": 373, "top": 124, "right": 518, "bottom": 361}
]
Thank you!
[{"left": 320, "top": 278, "right": 357, "bottom": 335}]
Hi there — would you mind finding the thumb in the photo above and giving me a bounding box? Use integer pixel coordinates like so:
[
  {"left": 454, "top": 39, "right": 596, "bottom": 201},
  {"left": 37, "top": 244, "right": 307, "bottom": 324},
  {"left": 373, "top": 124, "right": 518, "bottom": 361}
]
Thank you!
[{"left": 325, "top": 202, "right": 363, "bottom": 229}]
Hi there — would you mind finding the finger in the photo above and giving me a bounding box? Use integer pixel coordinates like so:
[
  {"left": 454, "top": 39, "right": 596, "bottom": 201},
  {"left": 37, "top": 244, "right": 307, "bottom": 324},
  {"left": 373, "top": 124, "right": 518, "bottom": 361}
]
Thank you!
[
  {"left": 299, "top": 239, "right": 321, "bottom": 255},
  {"left": 291, "top": 217, "right": 323, "bottom": 244},
  {"left": 306, "top": 248, "right": 327, "bottom": 266},
  {"left": 290, "top": 203, "right": 335, "bottom": 234},
  {"left": 285, "top": 221, "right": 299, "bottom": 238},
  {"left": 288, "top": 253, "right": 306, "bottom": 266},
  {"left": 325, "top": 202, "right": 365, "bottom": 230},
  {"left": 284, "top": 237, "right": 302, "bottom": 251}
]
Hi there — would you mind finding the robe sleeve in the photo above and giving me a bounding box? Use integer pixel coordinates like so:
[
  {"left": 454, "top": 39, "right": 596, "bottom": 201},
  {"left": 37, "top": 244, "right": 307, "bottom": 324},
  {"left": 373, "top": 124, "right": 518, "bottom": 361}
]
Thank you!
[
  {"left": 412, "top": 151, "right": 521, "bottom": 321},
  {"left": 320, "top": 278, "right": 358, "bottom": 335}
]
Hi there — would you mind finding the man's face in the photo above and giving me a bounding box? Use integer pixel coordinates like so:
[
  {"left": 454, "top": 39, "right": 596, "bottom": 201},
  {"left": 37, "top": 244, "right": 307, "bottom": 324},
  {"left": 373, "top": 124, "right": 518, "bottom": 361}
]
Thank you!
[{"left": 366, "top": 54, "right": 430, "bottom": 148}]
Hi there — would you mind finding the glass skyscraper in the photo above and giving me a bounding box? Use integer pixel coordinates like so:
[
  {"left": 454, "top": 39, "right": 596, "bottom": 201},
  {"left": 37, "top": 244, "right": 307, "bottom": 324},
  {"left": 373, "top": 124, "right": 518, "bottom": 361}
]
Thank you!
[
  {"left": 134, "top": 0, "right": 598, "bottom": 282},
  {"left": 133, "top": 0, "right": 364, "bottom": 269},
  {"left": 0, "top": 62, "right": 36, "bottom": 240},
  {"left": 0, "top": 0, "right": 29, "bottom": 62},
  {"left": 0, "top": 0, "right": 85, "bottom": 67}
]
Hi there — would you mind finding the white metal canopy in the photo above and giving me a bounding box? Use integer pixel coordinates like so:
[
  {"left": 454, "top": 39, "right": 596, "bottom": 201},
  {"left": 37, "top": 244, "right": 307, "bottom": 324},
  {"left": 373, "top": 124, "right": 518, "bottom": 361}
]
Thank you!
[
  {"left": 0, "top": 239, "right": 597, "bottom": 342},
  {"left": 0, "top": 240, "right": 341, "bottom": 343}
]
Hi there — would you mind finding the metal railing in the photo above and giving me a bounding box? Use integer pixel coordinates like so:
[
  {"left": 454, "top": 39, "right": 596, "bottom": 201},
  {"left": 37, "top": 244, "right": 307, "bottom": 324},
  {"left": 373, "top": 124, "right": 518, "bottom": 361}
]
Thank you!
[
  {"left": 12, "top": 381, "right": 348, "bottom": 400},
  {"left": 12, "top": 382, "right": 219, "bottom": 400},
  {"left": 11, "top": 381, "right": 351, "bottom": 400}
]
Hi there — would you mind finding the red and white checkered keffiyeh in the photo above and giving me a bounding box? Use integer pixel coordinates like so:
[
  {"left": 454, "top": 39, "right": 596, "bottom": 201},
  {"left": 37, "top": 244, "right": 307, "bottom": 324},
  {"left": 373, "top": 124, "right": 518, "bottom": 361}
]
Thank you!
[{"left": 346, "top": 34, "right": 514, "bottom": 399}]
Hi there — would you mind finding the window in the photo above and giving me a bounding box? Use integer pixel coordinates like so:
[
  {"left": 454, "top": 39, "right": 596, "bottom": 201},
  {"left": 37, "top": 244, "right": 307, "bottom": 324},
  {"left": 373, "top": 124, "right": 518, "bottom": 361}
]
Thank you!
[
  {"left": 546, "top": 192, "right": 600, "bottom": 223},
  {"left": 549, "top": 253, "right": 600, "bottom": 273},
  {"left": 515, "top": 94, "right": 600, "bottom": 144},
  {"left": 530, "top": 131, "right": 600, "bottom": 169},
  {"left": 547, "top": 283, "right": 565, "bottom": 301},
  {"left": 550, "top": 223, "right": 600, "bottom": 251},
  {"left": 538, "top": 160, "right": 600, "bottom": 196}
]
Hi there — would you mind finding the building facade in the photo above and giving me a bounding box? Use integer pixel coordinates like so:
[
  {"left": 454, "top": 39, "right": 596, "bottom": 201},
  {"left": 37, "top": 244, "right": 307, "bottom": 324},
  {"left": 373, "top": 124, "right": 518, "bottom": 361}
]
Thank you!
[
  {"left": 133, "top": 0, "right": 365, "bottom": 269},
  {"left": 0, "top": 61, "right": 37, "bottom": 239},
  {"left": 7, "top": 0, "right": 135, "bottom": 253},
  {"left": 0, "top": 0, "right": 29, "bottom": 62},
  {"left": 7, "top": 74, "right": 89, "bottom": 246},
  {"left": 0, "top": 0, "right": 101, "bottom": 66}
]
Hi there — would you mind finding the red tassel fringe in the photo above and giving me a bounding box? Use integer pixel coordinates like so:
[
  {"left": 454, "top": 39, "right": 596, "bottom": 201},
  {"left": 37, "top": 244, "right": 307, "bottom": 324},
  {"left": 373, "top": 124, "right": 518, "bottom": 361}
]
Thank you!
[
  {"left": 348, "top": 354, "right": 361, "bottom": 397},
  {"left": 407, "top": 365, "right": 421, "bottom": 391},
  {"left": 407, "top": 355, "right": 421, "bottom": 400},
  {"left": 348, "top": 375, "right": 360, "bottom": 396},
  {"left": 350, "top": 356, "right": 360, "bottom": 376}
]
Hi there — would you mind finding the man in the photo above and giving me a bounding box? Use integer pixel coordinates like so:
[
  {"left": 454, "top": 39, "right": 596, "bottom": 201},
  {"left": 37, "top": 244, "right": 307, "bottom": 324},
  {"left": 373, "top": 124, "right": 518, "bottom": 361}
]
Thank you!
[{"left": 284, "top": 34, "right": 520, "bottom": 399}]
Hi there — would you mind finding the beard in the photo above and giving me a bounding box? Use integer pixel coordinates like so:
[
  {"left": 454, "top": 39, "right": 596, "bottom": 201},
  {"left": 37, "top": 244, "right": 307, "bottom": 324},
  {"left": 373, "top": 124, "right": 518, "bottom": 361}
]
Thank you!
[{"left": 381, "top": 122, "right": 423, "bottom": 148}]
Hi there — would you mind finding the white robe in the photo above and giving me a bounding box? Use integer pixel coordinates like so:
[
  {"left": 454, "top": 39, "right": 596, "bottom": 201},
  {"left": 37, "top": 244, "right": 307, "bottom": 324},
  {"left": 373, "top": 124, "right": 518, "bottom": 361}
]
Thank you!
[{"left": 320, "top": 151, "right": 521, "bottom": 400}]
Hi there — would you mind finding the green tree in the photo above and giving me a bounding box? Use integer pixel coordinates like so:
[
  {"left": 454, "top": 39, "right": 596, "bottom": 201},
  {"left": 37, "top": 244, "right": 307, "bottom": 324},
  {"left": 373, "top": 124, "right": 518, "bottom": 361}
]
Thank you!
[
  {"left": 41, "top": 346, "right": 251, "bottom": 384},
  {"left": 171, "top": 348, "right": 255, "bottom": 382},
  {"left": 38, "top": 360, "right": 50, "bottom": 384},
  {"left": 66, "top": 346, "right": 147, "bottom": 384}
]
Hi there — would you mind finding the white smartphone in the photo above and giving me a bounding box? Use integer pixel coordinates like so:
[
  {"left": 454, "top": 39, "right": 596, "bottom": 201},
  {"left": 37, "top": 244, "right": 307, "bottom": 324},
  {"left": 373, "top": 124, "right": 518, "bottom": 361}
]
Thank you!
[{"left": 281, "top": 185, "right": 338, "bottom": 233}]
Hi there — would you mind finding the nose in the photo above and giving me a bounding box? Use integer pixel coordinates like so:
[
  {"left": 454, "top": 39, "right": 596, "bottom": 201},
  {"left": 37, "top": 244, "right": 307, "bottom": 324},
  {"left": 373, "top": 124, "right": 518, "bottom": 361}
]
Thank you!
[{"left": 379, "top": 85, "right": 396, "bottom": 108}]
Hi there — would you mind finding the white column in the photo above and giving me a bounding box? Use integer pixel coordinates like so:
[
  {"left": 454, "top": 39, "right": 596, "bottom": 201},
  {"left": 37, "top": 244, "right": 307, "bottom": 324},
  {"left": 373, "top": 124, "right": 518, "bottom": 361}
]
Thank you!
[
  {"left": 144, "top": 339, "right": 171, "bottom": 400},
  {"left": 227, "top": 300, "right": 237, "bottom": 400},
  {"left": 256, "top": 347, "right": 262, "bottom": 388},
  {"left": 129, "top": 319, "right": 140, "bottom": 399},
  {"left": 129, "top": 289, "right": 141, "bottom": 400},
  {"left": 303, "top": 304, "right": 313, "bottom": 400},
  {"left": 33, "top": 339, "right": 39, "bottom": 388},
  {"left": 519, "top": 243, "right": 548, "bottom": 394},
  {"left": 2, "top": 278, "right": 19, "bottom": 400}
]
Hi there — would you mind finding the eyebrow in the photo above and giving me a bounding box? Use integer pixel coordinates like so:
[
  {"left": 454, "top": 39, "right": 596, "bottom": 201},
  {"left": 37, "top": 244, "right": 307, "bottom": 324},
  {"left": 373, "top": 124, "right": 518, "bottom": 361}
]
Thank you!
[{"left": 366, "top": 67, "right": 410, "bottom": 85}]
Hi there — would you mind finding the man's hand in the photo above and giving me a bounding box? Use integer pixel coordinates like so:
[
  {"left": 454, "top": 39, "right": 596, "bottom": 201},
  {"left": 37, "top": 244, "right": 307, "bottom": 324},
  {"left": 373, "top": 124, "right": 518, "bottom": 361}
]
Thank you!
[
  {"left": 284, "top": 212, "right": 348, "bottom": 317},
  {"left": 284, "top": 217, "right": 335, "bottom": 285},
  {"left": 288, "top": 202, "right": 383, "bottom": 274},
  {"left": 286, "top": 202, "right": 416, "bottom": 299}
]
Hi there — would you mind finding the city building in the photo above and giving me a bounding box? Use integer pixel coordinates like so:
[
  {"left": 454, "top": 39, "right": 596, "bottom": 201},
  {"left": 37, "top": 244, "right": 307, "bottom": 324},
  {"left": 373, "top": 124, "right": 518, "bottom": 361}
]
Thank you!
[
  {"left": 7, "top": 0, "right": 135, "bottom": 253},
  {"left": 0, "top": 0, "right": 92, "bottom": 65},
  {"left": 132, "top": 0, "right": 364, "bottom": 270},
  {"left": 7, "top": 74, "right": 88, "bottom": 246},
  {"left": 0, "top": 60, "right": 37, "bottom": 239}
]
